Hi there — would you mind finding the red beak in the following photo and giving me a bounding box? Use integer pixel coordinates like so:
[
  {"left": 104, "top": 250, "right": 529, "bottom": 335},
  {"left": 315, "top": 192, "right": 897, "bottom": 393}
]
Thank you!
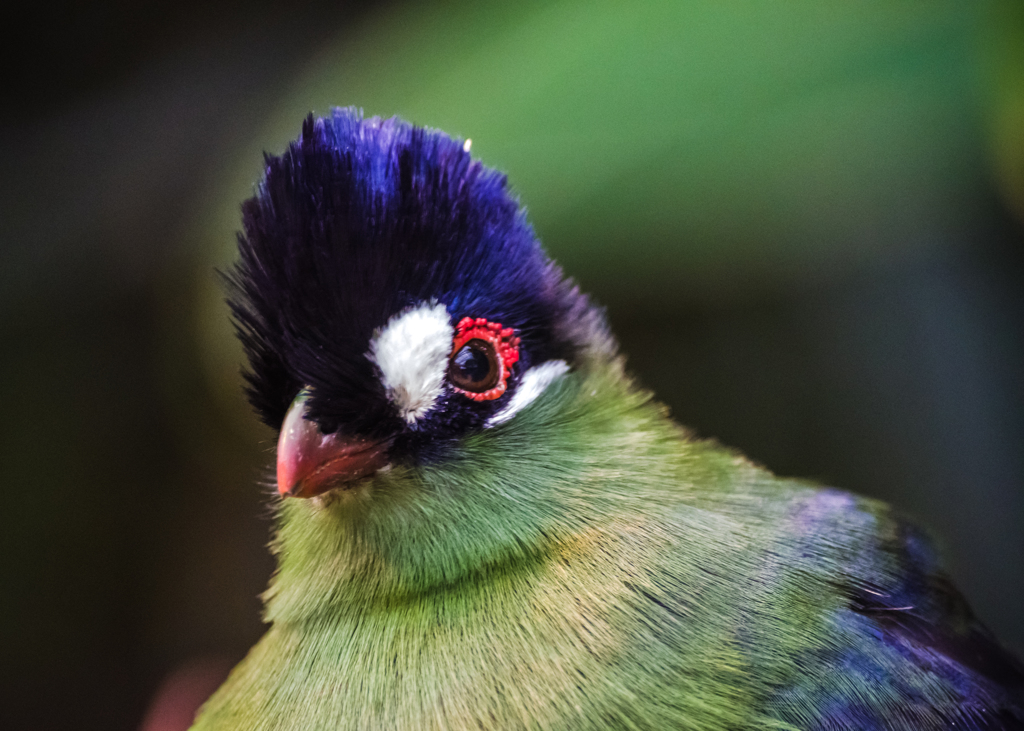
[{"left": 276, "top": 391, "right": 390, "bottom": 498}]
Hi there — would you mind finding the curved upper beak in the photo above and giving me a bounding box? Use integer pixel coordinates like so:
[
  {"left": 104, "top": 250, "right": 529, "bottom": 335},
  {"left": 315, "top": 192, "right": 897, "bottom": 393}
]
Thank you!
[{"left": 276, "top": 390, "right": 390, "bottom": 498}]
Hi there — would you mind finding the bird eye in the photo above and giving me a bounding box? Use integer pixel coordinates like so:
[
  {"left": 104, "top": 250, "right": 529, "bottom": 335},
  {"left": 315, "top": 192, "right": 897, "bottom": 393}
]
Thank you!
[
  {"left": 448, "top": 317, "right": 521, "bottom": 402},
  {"left": 449, "top": 339, "right": 500, "bottom": 393}
]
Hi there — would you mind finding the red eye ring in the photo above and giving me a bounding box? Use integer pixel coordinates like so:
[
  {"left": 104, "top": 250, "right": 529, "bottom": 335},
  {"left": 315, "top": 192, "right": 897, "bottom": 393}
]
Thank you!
[{"left": 449, "top": 317, "right": 520, "bottom": 401}]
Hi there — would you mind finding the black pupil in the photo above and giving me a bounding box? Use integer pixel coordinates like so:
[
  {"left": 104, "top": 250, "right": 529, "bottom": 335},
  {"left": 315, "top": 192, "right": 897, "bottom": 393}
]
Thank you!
[{"left": 450, "top": 339, "right": 498, "bottom": 391}]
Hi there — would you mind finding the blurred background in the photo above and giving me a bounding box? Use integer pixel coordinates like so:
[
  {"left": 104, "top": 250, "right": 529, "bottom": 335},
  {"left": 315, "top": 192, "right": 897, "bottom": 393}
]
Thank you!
[{"left": 1, "top": 1, "right": 1022, "bottom": 728}]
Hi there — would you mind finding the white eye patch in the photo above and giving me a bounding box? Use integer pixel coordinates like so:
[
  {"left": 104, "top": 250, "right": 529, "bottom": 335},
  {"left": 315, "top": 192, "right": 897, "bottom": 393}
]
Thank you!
[
  {"left": 487, "top": 360, "right": 569, "bottom": 427},
  {"left": 367, "top": 302, "right": 453, "bottom": 423}
]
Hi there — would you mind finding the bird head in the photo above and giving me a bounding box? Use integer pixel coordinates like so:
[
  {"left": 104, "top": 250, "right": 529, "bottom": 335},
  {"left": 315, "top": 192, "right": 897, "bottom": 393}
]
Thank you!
[{"left": 228, "top": 109, "right": 629, "bottom": 612}]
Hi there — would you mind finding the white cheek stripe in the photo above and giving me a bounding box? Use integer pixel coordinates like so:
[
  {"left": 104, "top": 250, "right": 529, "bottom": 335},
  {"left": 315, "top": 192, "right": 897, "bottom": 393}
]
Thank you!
[
  {"left": 367, "top": 302, "right": 453, "bottom": 423},
  {"left": 487, "top": 360, "right": 570, "bottom": 427}
]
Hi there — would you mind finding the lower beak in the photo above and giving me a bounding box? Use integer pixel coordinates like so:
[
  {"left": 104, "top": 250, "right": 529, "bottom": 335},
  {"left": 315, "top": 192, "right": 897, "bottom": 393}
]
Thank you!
[{"left": 276, "top": 391, "right": 390, "bottom": 498}]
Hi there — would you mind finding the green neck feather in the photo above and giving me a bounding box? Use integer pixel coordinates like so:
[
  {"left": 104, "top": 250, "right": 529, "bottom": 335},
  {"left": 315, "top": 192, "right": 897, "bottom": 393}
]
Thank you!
[
  {"left": 265, "top": 356, "right": 705, "bottom": 624},
  {"left": 195, "top": 355, "right": 820, "bottom": 731}
]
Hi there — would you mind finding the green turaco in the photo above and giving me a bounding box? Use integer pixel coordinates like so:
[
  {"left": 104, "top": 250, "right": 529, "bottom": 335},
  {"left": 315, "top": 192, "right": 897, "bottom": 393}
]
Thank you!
[{"left": 192, "top": 108, "right": 1024, "bottom": 730}]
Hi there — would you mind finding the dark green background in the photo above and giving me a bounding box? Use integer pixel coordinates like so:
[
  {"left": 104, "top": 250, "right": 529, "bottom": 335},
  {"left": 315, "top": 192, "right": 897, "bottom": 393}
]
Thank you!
[{"left": 2, "top": 2, "right": 1022, "bottom": 729}]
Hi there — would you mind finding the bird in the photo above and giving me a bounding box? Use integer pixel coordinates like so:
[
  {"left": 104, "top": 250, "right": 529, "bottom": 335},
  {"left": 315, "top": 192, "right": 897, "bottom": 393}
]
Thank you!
[{"left": 191, "top": 107, "right": 1024, "bottom": 730}]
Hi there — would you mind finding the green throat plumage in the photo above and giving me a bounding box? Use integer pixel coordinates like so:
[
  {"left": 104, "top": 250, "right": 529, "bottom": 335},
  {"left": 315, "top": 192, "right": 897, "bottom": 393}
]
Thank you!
[{"left": 197, "top": 355, "right": 805, "bottom": 730}]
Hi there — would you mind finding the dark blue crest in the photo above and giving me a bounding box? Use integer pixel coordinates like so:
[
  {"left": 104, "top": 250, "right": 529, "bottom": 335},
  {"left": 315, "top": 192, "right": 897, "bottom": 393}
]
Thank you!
[{"left": 227, "top": 108, "right": 597, "bottom": 441}]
